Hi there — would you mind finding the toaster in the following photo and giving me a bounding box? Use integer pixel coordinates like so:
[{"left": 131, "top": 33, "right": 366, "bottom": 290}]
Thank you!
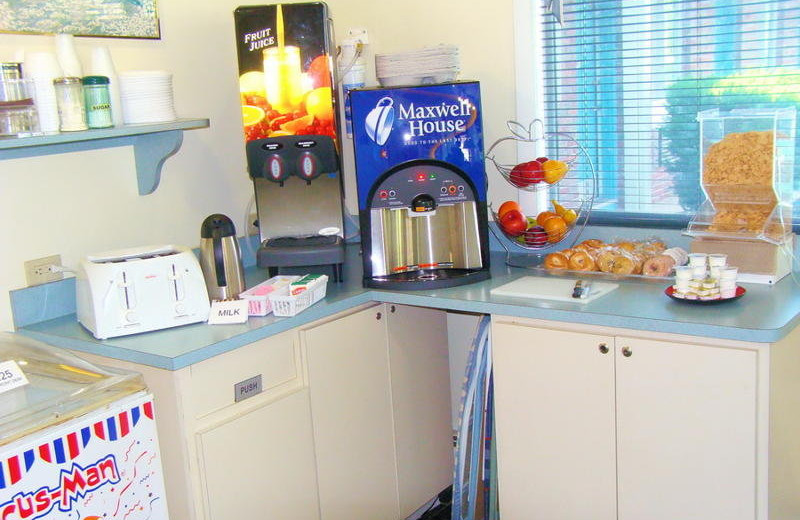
[{"left": 76, "top": 244, "right": 211, "bottom": 339}]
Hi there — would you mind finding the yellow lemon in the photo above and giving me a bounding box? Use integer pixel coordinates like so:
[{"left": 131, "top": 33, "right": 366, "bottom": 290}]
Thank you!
[
  {"left": 239, "top": 71, "right": 266, "bottom": 95},
  {"left": 241, "top": 105, "right": 265, "bottom": 127},
  {"left": 543, "top": 160, "right": 568, "bottom": 184},
  {"left": 562, "top": 209, "right": 578, "bottom": 225},
  {"left": 305, "top": 87, "right": 333, "bottom": 123}
]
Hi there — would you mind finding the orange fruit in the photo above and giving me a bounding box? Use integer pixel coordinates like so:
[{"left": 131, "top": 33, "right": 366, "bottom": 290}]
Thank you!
[
  {"left": 542, "top": 215, "right": 568, "bottom": 242},
  {"left": 497, "top": 200, "right": 521, "bottom": 219},
  {"left": 241, "top": 105, "right": 265, "bottom": 127},
  {"left": 536, "top": 211, "right": 559, "bottom": 226},
  {"left": 280, "top": 114, "right": 315, "bottom": 134}
]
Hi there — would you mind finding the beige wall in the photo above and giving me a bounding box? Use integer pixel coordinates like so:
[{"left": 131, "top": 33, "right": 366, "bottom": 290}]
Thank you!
[{"left": 0, "top": 0, "right": 519, "bottom": 331}]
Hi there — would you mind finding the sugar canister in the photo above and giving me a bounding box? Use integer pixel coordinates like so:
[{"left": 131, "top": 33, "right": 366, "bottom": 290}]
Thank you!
[
  {"left": 53, "top": 76, "right": 87, "bottom": 131},
  {"left": 82, "top": 75, "right": 113, "bottom": 128}
]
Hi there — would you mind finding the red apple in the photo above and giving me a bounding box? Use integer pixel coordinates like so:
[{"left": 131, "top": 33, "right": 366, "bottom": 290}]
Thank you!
[
  {"left": 499, "top": 209, "right": 527, "bottom": 236},
  {"left": 509, "top": 160, "right": 544, "bottom": 187},
  {"left": 523, "top": 225, "right": 548, "bottom": 247}
]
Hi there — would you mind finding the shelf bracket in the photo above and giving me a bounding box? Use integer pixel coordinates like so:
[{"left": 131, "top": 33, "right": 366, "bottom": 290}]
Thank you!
[{"left": 133, "top": 130, "right": 184, "bottom": 195}]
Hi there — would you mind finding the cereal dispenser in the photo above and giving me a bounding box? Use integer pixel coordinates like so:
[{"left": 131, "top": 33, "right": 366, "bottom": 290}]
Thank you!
[{"left": 687, "top": 107, "right": 796, "bottom": 283}]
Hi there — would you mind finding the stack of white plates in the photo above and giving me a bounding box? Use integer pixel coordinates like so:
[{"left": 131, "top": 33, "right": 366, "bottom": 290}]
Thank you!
[
  {"left": 118, "top": 70, "right": 177, "bottom": 124},
  {"left": 375, "top": 45, "right": 460, "bottom": 87}
]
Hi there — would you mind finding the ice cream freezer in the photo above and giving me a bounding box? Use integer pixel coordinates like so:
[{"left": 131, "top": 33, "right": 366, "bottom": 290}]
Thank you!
[{"left": 0, "top": 332, "right": 169, "bottom": 520}]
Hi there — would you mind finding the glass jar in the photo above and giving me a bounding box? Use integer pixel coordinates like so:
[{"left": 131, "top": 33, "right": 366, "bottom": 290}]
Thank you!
[
  {"left": 82, "top": 75, "right": 113, "bottom": 129},
  {"left": 53, "top": 76, "right": 87, "bottom": 131}
]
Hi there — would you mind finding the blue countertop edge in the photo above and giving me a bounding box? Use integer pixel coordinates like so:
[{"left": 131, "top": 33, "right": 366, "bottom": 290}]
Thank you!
[{"left": 11, "top": 246, "right": 800, "bottom": 371}]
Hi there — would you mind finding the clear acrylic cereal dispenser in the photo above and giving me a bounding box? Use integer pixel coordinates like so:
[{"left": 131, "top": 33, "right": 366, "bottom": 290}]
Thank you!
[{"left": 686, "top": 107, "right": 796, "bottom": 244}]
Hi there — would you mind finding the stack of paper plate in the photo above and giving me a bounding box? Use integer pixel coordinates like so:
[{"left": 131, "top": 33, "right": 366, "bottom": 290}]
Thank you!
[
  {"left": 375, "top": 45, "right": 460, "bottom": 87},
  {"left": 118, "top": 70, "right": 177, "bottom": 124}
]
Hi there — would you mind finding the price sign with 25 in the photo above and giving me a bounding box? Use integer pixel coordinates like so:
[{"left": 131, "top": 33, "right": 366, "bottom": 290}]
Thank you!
[{"left": 0, "top": 360, "right": 29, "bottom": 394}]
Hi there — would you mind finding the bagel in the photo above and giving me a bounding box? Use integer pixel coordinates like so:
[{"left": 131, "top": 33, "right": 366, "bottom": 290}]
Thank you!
[
  {"left": 610, "top": 253, "right": 636, "bottom": 275},
  {"left": 595, "top": 249, "right": 618, "bottom": 273},
  {"left": 568, "top": 250, "right": 597, "bottom": 271},
  {"left": 580, "top": 239, "right": 605, "bottom": 249},
  {"left": 543, "top": 252, "right": 570, "bottom": 270},
  {"left": 642, "top": 255, "right": 675, "bottom": 277}
]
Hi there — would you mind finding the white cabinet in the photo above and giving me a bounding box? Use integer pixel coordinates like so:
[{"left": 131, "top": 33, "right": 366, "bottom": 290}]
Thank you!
[
  {"left": 197, "top": 389, "right": 319, "bottom": 520},
  {"left": 492, "top": 320, "right": 759, "bottom": 520},
  {"left": 302, "top": 303, "right": 452, "bottom": 520}
]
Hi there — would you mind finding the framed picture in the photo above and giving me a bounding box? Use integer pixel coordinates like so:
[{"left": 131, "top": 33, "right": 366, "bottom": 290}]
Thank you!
[{"left": 0, "top": 0, "right": 161, "bottom": 39}]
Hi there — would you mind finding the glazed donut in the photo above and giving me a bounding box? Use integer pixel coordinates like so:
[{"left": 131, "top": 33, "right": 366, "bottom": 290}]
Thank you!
[
  {"left": 568, "top": 250, "right": 597, "bottom": 271},
  {"left": 615, "top": 241, "right": 636, "bottom": 252},
  {"left": 559, "top": 248, "right": 575, "bottom": 259},
  {"left": 642, "top": 255, "right": 676, "bottom": 277},
  {"left": 543, "top": 252, "right": 570, "bottom": 270},
  {"left": 581, "top": 239, "right": 605, "bottom": 249}
]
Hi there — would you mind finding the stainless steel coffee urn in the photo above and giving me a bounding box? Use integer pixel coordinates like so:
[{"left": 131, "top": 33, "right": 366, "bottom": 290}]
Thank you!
[{"left": 199, "top": 214, "right": 246, "bottom": 300}]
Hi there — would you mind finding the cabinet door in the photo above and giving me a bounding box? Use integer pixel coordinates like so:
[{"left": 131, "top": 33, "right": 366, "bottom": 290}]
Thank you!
[
  {"left": 615, "top": 337, "right": 757, "bottom": 520},
  {"left": 304, "top": 305, "right": 400, "bottom": 520},
  {"left": 492, "top": 323, "right": 617, "bottom": 520},
  {"left": 197, "top": 389, "right": 319, "bottom": 520},
  {"left": 387, "top": 305, "right": 453, "bottom": 517}
]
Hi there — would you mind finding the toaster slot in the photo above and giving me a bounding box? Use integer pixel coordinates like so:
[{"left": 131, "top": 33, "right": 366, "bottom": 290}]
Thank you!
[
  {"left": 171, "top": 264, "right": 186, "bottom": 301},
  {"left": 118, "top": 271, "right": 136, "bottom": 310}
]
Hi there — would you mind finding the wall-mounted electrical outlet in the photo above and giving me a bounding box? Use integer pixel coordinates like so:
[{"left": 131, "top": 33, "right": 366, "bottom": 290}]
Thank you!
[
  {"left": 247, "top": 213, "right": 259, "bottom": 236},
  {"left": 24, "top": 254, "right": 64, "bottom": 286}
]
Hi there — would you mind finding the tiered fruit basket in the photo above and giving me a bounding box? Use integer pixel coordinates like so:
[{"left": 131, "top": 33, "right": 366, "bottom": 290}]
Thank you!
[{"left": 486, "top": 120, "right": 598, "bottom": 268}]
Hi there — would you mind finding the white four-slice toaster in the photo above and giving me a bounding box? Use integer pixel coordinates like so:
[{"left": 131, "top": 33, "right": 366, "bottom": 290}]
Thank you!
[{"left": 76, "top": 245, "right": 211, "bottom": 339}]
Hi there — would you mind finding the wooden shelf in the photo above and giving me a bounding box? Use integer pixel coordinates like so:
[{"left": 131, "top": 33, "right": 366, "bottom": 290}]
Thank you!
[{"left": 0, "top": 118, "right": 210, "bottom": 195}]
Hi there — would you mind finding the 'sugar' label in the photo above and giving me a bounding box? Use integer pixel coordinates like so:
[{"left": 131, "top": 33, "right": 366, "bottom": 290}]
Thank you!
[{"left": 0, "top": 360, "right": 29, "bottom": 394}]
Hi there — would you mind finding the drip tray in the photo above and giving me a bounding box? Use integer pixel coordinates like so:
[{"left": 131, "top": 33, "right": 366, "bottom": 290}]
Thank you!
[{"left": 366, "top": 268, "right": 490, "bottom": 290}]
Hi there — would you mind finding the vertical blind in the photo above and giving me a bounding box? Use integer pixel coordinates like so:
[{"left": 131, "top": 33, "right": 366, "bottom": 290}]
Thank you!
[{"left": 541, "top": 0, "right": 800, "bottom": 224}]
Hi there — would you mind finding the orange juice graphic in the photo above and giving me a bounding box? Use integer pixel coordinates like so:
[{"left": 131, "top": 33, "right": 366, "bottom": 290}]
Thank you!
[{"left": 262, "top": 5, "right": 304, "bottom": 113}]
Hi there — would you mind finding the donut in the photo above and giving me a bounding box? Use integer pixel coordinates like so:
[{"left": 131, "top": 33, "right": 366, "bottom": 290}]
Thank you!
[
  {"left": 581, "top": 239, "right": 604, "bottom": 249},
  {"left": 543, "top": 252, "right": 570, "bottom": 270},
  {"left": 568, "top": 250, "right": 597, "bottom": 271},
  {"left": 642, "top": 255, "right": 675, "bottom": 277},
  {"left": 615, "top": 241, "right": 636, "bottom": 252}
]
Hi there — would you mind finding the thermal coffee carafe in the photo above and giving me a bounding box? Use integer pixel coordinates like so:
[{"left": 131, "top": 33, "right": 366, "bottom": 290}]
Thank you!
[
  {"left": 350, "top": 81, "right": 491, "bottom": 289},
  {"left": 199, "top": 214, "right": 246, "bottom": 300}
]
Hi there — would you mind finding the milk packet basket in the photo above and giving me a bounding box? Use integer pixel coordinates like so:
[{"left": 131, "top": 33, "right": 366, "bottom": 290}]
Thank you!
[
  {"left": 240, "top": 275, "right": 300, "bottom": 316},
  {"left": 269, "top": 274, "right": 329, "bottom": 317}
]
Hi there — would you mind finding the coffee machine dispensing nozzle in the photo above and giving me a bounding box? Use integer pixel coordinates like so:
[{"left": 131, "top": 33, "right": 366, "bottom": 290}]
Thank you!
[{"left": 411, "top": 193, "right": 437, "bottom": 214}]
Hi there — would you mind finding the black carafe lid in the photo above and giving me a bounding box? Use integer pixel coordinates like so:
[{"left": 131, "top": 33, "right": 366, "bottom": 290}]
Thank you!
[{"left": 201, "top": 214, "right": 237, "bottom": 239}]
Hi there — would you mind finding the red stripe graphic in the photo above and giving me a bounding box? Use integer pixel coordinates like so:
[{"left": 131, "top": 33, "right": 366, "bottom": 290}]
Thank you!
[
  {"left": 94, "top": 421, "right": 106, "bottom": 440},
  {"left": 8, "top": 456, "right": 20, "bottom": 485},
  {"left": 67, "top": 432, "right": 80, "bottom": 459},
  {"left": 143, "top": 401, "right": 154, "bottom": 419},
  {"left": 119, "top": 411, "right": 130, "bottom": 437},
  {"left": 38, "top": 443, "right": 52, "bottom": 463}
]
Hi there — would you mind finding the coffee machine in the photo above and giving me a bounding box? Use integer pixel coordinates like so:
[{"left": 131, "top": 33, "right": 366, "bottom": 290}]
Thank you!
[{"left": 350, "top": 81, "right": 490, "bottom": 289}]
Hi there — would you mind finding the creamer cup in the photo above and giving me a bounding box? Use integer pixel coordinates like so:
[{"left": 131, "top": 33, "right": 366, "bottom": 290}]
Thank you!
[
  {"left": 708, "top": 253, "right": 727, "bottom": 267},
  {"left": 719, "top": 266, "right": 738, "bottom": 281},
  {"left": 688, "top": 253, "right": 707, "bottom": 267},
  {"left": 675, "top": 266, "right": 692, "bottom": 281}
]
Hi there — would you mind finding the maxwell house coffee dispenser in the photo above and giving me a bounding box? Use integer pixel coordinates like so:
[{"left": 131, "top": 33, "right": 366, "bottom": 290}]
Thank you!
[{"left": 350, "top": 81, "right": 490, "bottom": 289}]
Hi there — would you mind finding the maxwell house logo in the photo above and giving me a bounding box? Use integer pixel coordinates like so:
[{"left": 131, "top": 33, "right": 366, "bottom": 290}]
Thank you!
[
  {"left": 0, "top": 456, "right": 120, "bottom": 519},
  {"left": 364, "top": 95, "right": 475, "bottom": 145}
]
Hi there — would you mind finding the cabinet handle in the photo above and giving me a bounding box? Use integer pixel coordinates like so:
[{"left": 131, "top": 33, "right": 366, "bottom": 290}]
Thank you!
[
  {"left": 390, "top": 305, "right": 396, "bottom": 313},
  {"left": 621, "top": 346, "right": 632, "bottom": 357},
  {"left": 376, "top": 311, "right": 382, "bottom": 320},
  {"left": 598, "top": 343, "right": 609, "bottom": 354}
]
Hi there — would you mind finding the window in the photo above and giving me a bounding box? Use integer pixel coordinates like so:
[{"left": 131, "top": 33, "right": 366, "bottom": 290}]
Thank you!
[{"left": 532, "top": 0, "right": 800, "bottom": 228}]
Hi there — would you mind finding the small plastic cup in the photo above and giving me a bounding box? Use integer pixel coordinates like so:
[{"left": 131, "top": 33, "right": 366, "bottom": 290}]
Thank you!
[
  {"left": 719, "top": 266, "right": 738, "bottom": 281},
  {"left": 688, "top": 253, "right": 708, "bottom": 267},
  {"left": 691, "top": 265, "right": 707, "bottom": 279},
  {"left": 708, "top": 253, "right": 727, "bottom": 268},
  {"left": 675, "top": 266, "right": 693, "bottom": 281}
]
